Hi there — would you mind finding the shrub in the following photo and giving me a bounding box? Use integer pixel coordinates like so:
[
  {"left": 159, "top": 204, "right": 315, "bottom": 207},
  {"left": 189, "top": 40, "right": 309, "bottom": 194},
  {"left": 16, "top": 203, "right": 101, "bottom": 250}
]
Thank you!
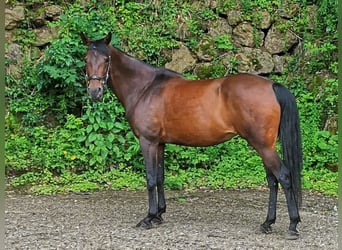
[{"left": 5, "top": 0, "right": 337, "bottom": 196}]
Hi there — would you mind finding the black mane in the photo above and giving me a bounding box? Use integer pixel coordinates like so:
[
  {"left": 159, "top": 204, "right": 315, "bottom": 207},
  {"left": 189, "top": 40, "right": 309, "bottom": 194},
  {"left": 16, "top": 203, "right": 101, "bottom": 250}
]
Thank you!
[{"left": 89, "top": 37, "right": 183, "bottom": 79}]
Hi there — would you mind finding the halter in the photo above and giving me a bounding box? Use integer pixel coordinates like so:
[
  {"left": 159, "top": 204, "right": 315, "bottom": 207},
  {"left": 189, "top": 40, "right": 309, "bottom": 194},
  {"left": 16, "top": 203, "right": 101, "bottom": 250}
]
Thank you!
[{"left": 85, "top": 55, "right": 111, "bottom": 86}]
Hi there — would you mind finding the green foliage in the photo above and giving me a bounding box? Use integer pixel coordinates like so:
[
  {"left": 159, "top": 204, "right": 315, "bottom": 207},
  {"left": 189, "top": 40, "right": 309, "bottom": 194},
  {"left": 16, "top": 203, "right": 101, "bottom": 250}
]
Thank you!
[
  {"left": 214, "top": 35, "right": 235, "bottom": 51},
  {"left": 79, "top": 92, "right": 142, "bottom": 171},
  {"left": 303, "top": 41, "right": 337, "bottom": 74},
  {"left": 102, "top": 165, "right": 145, "bottom": 190},
  {"left": 315, "top": 0, "right": 338, "bottom": 37},
  {"left": 12, "top": 29, "right": 36, "bottom": 45},
  {"left": 240, "top": 0, "right": 280, "bottom": 13},
  {"left": 6, "top": 114, "right": 89, "bottom": 175},
  {"left": 6, "top": 49, "right": 51, "bottom": 126},
  {"left": 195, "top": 61, "right": 227, "bottom": 79},
  {"left": 36, "top": 2, "right": 121, "bottom": 123},
  {"left": 5, "top": 0, "right": 337, "bottom": 196},
  {"left": 114, "top": 0, "right": 179, "bottom": 65},
  {"left": 302, "top": 167, "right": 337, "bottom": 196}
]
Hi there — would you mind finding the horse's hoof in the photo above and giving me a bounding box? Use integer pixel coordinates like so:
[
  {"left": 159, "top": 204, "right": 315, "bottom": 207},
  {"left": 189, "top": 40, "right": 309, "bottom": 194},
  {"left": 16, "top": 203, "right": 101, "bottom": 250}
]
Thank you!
[
  {"left": 136, "top": 219, "right": 152, "bottom": 229},
  {"left": 151, "top": 218, "right": 162, "bottom": 225},
  {"left": 286, "top": 230, "right": 299, "bottom": 240},
  {"left": 260, "top": 224, "right": 272, "bottom": 234},
  {"left": 151, "top": 215, "right": 164, "bottom": 225}
]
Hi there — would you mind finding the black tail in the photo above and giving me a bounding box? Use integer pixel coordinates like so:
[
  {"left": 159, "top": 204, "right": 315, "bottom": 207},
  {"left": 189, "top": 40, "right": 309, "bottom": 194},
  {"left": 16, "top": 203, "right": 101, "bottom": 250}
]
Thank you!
[{"left": 272, "top": 83, "right": 303, "bottom": 207}]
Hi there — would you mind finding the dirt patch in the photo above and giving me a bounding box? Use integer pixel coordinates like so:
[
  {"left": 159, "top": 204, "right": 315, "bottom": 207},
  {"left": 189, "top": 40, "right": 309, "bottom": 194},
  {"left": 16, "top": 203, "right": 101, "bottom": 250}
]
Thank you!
[{"left": 5, "top": 189, "right": 337, "bottom": 249}]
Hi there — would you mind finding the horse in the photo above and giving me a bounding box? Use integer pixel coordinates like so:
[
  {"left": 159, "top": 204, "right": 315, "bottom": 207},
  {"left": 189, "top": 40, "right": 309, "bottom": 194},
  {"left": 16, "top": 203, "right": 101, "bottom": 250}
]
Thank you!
[{"left": 80, "top": 32, "right": 302, "bottom": 239}]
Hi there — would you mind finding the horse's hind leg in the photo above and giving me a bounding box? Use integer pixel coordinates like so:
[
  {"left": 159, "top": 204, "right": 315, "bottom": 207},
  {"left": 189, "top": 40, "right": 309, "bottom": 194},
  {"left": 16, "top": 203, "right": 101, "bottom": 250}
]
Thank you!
[
  {"left": 258, "top": 148, "right": 281, "bottom": 234},
  {"left": 260, "top": 169, "right": 279, "bottom": 234},
  {"left": 278, "top": 161, "right": 301, "bottom": 239},
  {"left": 259, "top": 147, "right": 300, "bottom": 239}
]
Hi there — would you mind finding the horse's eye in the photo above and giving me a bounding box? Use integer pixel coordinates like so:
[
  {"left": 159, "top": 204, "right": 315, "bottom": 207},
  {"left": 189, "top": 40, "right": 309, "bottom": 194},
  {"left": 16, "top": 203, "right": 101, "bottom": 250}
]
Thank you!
[{"left": 105, "top": 57, "right": 109, "bottom": 63}]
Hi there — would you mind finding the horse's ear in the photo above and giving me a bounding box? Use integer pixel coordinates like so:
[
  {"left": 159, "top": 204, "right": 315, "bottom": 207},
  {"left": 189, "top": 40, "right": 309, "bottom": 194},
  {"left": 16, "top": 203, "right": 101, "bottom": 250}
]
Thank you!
[
  {"left": 104, "top": 32, "right": 112, "bottom": 45},
  {"left": 80, "top": 32, "right": 90, "bottom": 45}
]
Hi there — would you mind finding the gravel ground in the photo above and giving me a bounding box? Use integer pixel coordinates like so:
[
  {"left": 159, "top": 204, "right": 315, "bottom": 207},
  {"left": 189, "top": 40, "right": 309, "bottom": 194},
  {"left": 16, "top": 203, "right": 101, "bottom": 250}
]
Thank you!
[{"left": 5, "top": 189, "right": 337, "bottom": 249}]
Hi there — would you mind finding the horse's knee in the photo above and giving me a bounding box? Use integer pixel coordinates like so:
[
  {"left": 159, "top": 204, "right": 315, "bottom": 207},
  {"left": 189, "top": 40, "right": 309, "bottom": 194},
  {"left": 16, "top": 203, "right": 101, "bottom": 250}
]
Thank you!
[
  {"left": 147, "top": 181, "right": 156, "bottom": 191},
  {"left": 146, "top": 175, "right": 157, "bottom": 190}
]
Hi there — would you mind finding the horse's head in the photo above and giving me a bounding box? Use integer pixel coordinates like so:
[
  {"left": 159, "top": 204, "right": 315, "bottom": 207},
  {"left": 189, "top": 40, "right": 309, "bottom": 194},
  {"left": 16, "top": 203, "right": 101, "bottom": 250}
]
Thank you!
[{"left": 80, "top": 32, "right": 112, "bottom": 100}]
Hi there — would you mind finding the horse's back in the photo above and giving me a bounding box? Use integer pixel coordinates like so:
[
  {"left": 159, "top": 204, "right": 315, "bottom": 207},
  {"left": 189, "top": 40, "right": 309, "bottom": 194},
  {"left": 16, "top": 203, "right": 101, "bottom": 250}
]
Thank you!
[{"left": 163, "top": 73, "right": 279, "bottom": 126}]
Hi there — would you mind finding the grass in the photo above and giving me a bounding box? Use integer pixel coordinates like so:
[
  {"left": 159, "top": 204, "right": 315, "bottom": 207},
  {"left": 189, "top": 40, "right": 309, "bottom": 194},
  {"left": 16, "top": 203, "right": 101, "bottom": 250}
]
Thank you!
[{"left": 8, "top": 164, "right": 337, "bottom": 197}]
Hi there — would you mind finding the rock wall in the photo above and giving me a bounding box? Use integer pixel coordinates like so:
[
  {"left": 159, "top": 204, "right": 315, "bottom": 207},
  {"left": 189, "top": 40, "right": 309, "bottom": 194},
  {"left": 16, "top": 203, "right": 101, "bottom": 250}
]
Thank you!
[
  {"left": 5, "top": 3, "right": 62, "bottom": 79},
  {"left": 166, "top": 3, "right": 302, "bottom": 76},
  {"left": 6, "top": 3, "right": 61, "bottom": 45},
  {"left": 5, "top": 2, "right": 313, "bottom": 78}
]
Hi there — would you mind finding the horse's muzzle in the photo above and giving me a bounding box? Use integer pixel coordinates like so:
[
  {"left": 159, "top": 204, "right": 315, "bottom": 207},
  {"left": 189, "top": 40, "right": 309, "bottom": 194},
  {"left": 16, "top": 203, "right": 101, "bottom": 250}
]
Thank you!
[{"left": 88, "top": 86, "right": 104, "bottom": 100}]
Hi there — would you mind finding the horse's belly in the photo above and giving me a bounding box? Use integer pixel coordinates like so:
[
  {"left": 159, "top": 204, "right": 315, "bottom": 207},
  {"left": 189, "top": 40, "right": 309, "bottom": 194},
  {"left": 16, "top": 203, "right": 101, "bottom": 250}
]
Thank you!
[{"left": 161, "top": 125, "right": 237, "bottom": 146}]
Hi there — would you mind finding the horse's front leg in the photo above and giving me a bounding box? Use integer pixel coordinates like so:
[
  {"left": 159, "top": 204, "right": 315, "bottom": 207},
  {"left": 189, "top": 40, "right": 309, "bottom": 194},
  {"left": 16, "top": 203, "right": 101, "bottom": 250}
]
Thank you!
[{"left": 136, "top": 137, "right": 159, "bottom": 229}]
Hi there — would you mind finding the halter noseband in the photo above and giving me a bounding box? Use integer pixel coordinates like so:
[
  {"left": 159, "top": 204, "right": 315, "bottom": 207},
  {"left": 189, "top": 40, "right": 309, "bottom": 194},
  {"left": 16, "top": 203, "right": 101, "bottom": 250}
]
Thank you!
[{"left": 85, "top": 55, "right": 111, "bottom": 86}]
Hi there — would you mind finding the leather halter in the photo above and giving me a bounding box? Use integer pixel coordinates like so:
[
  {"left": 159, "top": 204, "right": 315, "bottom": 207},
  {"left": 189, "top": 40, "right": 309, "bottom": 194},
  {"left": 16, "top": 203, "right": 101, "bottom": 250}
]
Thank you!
[{"left": 85, "top": 55, "right": 111, "bottom": 86}]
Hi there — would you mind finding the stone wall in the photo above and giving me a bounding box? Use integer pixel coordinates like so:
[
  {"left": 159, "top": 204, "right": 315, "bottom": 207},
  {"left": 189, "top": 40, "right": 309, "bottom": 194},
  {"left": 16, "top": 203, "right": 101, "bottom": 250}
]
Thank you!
[
  {"left": 5, "top": 2, "right": 313, "bottom": 78},
  {"left": 165, "top": 3, "right": 302, "bottom": 76},
  {"left": 5, "top": 3, "right": 62, "bottom": 79}
]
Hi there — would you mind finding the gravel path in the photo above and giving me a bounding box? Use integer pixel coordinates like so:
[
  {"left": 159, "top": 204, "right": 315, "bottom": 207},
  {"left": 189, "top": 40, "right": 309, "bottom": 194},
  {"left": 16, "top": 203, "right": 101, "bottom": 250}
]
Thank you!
[{"left": 5, "top": 189, "right": 337, "bottom": 249}]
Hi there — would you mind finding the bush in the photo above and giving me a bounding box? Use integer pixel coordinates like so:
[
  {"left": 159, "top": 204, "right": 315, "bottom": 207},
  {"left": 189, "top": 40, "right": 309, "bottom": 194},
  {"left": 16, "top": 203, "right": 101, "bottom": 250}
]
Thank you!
[
  {"left": 6, "top": 114, "right": 88, "bottom": 175},
  {"left": 5, "top": 0, "right": 337, "bottom": 196}
]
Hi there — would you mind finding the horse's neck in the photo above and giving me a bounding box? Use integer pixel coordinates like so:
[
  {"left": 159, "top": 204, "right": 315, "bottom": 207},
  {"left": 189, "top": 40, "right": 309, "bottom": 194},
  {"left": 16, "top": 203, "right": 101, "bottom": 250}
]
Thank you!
[{"left": 108, "top": 47, "right": 156, "bottom": 111}]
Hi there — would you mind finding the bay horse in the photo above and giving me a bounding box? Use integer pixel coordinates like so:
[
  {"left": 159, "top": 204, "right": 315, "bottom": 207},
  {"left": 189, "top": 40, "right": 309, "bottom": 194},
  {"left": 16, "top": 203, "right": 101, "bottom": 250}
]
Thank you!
[{"left": 81, "top": 32, "right": 302, "bottom": 239}]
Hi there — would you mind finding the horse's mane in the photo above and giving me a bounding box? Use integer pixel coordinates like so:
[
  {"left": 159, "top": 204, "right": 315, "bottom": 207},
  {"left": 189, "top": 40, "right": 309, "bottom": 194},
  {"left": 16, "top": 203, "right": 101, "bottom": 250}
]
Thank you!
[
  {"left": 114, "top": 47, "right": 183, "bottom": 79},
  {"left": 89, "top": 38, "right": 184, "bottom": 89},
  {"left": 89, "top": 37, "right": 183, "bottom": 77}
]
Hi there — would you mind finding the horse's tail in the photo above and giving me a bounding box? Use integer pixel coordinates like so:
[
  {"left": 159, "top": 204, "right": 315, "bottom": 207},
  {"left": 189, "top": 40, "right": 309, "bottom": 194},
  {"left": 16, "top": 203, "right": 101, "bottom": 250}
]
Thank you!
[{"left": 272, "top": 83, "right": 303, "bottom": 207}]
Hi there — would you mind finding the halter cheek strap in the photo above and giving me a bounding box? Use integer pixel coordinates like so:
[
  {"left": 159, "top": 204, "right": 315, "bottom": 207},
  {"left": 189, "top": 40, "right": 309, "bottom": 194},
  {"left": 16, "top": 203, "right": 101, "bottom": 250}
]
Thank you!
[{"left": 85, "top": 56, "right": 111, "bottom": 86}]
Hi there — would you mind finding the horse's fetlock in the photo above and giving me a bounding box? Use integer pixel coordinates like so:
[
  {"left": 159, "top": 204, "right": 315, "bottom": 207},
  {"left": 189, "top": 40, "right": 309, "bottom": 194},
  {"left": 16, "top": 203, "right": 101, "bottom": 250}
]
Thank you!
[{"left": 158, "top": 206, "right": 166, "bottom": 214}]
